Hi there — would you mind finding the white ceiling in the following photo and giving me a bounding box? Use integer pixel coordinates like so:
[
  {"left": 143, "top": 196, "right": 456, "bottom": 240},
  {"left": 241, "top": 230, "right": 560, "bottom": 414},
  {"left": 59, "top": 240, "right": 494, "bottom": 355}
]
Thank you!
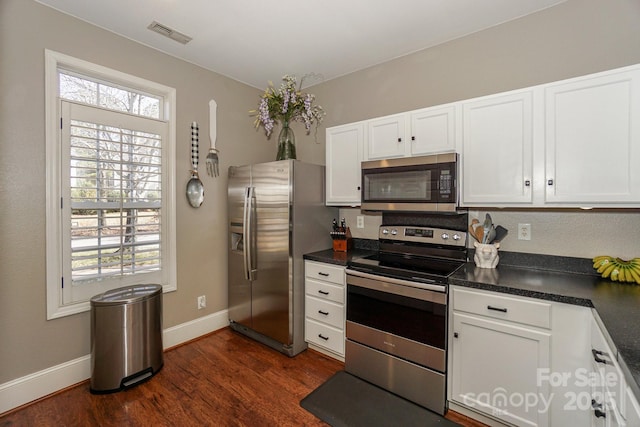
[{"left": 36, "top": 0, "right": 566, "bottom": 89}]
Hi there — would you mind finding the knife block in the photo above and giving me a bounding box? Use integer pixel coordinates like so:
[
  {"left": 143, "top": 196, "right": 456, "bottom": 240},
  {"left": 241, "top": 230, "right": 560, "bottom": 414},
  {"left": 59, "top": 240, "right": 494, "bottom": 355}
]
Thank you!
[{"left": 331, "top": 227, "right": 353, "bottom": 252}]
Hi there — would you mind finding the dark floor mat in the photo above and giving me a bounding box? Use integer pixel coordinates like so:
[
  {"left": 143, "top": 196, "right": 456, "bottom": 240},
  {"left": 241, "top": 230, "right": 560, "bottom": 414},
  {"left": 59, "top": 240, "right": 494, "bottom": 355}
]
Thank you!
[{"left": 300, "top": 371, "right": 460, "bottom": 427}]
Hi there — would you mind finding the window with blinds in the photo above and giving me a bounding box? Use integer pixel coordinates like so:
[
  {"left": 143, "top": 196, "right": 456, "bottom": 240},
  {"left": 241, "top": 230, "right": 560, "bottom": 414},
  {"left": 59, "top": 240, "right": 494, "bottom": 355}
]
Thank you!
[
  {"left": 60, "top": 100, "right": 170, "bottom": 304},
  {"left": 68, "top": 119, "right": 162, "bottom": 284},
  {"left": 46, "top": 49, "right": 176, "bottom": 319}
]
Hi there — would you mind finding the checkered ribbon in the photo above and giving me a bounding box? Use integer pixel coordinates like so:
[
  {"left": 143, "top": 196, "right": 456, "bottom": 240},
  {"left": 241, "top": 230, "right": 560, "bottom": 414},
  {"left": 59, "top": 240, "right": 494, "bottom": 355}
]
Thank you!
[{"left": 191, "top": 122, "right": 199, "bottom": 175}]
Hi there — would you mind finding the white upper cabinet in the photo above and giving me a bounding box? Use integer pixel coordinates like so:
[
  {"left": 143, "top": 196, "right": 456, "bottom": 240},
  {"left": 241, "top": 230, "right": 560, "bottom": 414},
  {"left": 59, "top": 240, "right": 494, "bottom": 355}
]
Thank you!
[
  {"left": 366, "top": 114, "right": 406, "bottom": 160},
  {"left": 461, "top": 90, "right": 534, "bottom": 205},
  {"left": 409, "top": 105, "right": 456, "bottom": 155},
  {"left": 325, "top": 63, "right": 640, "bottom": 208},
  {"left": 460, "top": 63, "right": 640, "bottom": 208},
  {"left": 366, "top": 106, "right": 456, "bottom": 160},
  {"left": 544, "top": 67, "right": 640, "bottom": 206},
  {"left": 325, "top": 122, "right": 365, "bottom": 206}
]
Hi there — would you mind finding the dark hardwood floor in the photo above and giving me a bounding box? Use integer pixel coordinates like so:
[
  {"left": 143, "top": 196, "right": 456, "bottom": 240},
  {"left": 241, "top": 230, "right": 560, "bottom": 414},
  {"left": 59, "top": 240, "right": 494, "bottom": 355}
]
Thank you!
[{"left": 0, "top": 328, "right": 486, "bottom": 426}]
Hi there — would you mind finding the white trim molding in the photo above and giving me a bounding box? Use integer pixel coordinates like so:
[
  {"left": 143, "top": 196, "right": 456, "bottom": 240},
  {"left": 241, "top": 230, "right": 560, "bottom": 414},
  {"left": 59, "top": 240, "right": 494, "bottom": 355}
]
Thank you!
[
  {"left": 163, "top": 310, "right": 229, "bottom": 349},
  {"left": 0, "top": 310, "right": 229, "bottom": 415}
]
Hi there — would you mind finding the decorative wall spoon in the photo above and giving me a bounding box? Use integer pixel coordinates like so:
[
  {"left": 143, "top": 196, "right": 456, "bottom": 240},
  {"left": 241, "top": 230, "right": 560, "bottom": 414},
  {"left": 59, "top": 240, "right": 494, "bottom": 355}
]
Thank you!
[{"left": 186, "top": 122, "right": 204, "bottom": 208}]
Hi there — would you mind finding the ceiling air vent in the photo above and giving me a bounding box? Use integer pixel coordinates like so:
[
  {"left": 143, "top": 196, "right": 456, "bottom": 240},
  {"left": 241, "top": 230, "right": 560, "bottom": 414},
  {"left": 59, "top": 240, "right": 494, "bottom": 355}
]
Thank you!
[{"left": 147, "top": 21, "right": 192, "bottom": 45}]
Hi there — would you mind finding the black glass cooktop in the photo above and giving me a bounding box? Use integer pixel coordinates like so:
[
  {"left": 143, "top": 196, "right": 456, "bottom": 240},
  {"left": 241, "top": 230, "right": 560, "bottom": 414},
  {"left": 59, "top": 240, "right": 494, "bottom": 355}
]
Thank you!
[{"left": 347, "top": 252, "right": 464, "bottom": 286}]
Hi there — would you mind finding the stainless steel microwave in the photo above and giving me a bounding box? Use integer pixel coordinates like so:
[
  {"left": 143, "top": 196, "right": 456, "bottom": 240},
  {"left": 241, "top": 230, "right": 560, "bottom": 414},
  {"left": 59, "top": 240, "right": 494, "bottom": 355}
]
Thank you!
[{"left": 360, "top": 153, "right": 457, "bottom": 212}]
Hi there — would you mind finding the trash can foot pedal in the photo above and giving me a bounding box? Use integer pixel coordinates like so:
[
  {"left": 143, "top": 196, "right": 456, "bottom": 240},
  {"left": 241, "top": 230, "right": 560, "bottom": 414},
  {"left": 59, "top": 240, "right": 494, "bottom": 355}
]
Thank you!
[{"left": 121, "top": 367, "right": 154, "bottom": 389}]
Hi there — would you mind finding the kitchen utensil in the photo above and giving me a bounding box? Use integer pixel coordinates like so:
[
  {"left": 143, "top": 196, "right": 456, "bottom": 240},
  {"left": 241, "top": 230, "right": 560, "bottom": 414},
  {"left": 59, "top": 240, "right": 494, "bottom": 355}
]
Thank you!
[
  {"left": 481, "top": 216, "right": 491, "bottom": 243},
  {"left": 486, "top": 224, "right": 496, "bottom": 244},
  {"left": 475, "top": 226, "right": 485, "bottom": 243},
  {"left": 493, "top": 225, "right": 509, "bottom": 243},
  {"left": 469, "top": 224, "right": 478, "bottom": 241},
  {"left": 186, "top": 122, "right": 204, "bottom": 208},
  {"left": 205, "top": 100, "right": 219, "bottom": 177}
]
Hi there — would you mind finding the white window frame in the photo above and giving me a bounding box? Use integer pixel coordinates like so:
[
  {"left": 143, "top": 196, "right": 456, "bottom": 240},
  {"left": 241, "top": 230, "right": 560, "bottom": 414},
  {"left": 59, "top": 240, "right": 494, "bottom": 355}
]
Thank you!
[{"left": 45, "top": 49, "right": 177, "bottom": 319}]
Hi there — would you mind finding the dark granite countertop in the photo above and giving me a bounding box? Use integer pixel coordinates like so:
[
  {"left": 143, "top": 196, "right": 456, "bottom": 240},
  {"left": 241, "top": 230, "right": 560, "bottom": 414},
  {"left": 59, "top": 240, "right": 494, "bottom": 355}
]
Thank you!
[
  {"left": 304, "top": 248, "right": 376, "bottom": 266},
  {"left": 450, "top": 262, "right": 640, "bottom": 398}
]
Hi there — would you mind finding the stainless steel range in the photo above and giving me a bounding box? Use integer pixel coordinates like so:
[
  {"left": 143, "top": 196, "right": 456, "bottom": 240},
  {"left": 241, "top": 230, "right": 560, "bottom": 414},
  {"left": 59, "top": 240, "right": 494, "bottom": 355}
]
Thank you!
[{"left": 345, "top": 225, "right": 467, "bottom": 415}]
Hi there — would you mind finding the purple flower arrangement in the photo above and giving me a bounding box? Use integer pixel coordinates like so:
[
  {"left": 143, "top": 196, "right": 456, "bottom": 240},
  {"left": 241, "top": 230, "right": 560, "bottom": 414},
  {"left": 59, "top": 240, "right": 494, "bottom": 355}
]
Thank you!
[{"left": 252, "top": 75, "right": 325, "bottom": 137}]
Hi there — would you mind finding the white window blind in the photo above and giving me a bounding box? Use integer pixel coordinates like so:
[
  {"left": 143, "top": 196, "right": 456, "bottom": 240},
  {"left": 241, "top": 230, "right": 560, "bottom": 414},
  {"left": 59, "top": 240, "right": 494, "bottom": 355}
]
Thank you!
[{"left": 61, "top": 101, "right": 169, "bottom": 304}]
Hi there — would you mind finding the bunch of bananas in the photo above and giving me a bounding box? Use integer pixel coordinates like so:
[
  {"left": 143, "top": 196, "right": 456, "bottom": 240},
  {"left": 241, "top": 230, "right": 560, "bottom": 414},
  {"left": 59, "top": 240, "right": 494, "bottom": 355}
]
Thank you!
[{"left": 593, "top": 256, "right": 640, "bottom": 284}]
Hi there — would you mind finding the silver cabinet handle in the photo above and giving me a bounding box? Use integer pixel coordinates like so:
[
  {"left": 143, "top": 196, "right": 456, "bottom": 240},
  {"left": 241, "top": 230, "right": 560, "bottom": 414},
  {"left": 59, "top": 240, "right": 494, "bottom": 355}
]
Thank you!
[
  {"left": 592, "top": 399, "right": 606, "bottom": 418},
  {"left": 592, "top": 349, "right": 610, "bottom": 365}
]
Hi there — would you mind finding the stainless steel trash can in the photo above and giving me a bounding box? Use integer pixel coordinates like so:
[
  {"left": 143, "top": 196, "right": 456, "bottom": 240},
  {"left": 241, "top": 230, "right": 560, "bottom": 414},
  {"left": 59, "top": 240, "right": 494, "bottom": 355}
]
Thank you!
[{"left": 90, "top": 284, "right": 163, "bottom": 393}]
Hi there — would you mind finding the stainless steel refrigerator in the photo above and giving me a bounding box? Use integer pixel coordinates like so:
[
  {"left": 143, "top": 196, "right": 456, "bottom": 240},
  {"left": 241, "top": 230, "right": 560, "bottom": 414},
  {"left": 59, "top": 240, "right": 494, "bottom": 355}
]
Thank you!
[{"left": 227, "top": 160, "right": 336, "bottom": 356}]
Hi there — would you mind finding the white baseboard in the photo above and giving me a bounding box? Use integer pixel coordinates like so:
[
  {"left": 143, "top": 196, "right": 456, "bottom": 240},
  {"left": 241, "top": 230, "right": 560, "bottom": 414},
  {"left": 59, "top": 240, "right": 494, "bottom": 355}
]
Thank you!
[
  {"left": 163, "top": 309, "right": 229, "bottom": 349},
  {"left": 0, "top": 310, "right": 229, "bottom": 415},
  {"left": 0, "top": 354, "right": 92, "bottom": 416}
]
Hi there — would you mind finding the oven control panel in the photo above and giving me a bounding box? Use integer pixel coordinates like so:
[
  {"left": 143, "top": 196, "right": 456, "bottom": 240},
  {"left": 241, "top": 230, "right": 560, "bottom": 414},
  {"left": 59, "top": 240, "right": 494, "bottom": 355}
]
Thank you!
[{"left": 379, "top": 225, "right": 467, "bottom": 247}]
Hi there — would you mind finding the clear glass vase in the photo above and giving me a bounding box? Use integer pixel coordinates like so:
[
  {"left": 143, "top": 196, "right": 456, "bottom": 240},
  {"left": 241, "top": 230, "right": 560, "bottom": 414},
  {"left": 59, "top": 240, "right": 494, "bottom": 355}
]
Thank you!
[{"left": 276, "top": 122, "right": 296, "bottom": 160}]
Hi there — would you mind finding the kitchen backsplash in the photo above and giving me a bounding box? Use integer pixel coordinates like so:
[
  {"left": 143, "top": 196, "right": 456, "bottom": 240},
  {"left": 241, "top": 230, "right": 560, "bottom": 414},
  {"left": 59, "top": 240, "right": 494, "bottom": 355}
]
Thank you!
[{"left": 340, "top": 208, "right": 640, "bottom": 260}]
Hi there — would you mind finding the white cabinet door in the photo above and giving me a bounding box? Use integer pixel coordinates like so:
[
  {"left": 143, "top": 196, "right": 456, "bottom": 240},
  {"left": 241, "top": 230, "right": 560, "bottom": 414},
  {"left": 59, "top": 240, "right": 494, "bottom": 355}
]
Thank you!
[
  {"left": 591, "top": 315, "right": 629, "bottom": 425},
  {"left": 367, "top": 114, "right": 406, "bottom": 160},
  {"left": 325, "top": 122, "right": 364, "bottom": 206},
  {"left": 544, "top": 68, "right": 640, "bottom": 205},
  {"left": 409, "top": 105, "right": 456, "bottom": 155},
  {"left": 625, "top": 386, "right": 640, "bottom": 427},
  {"left": 451, "top": 312, "right": 551, "bottom": 427},
  {"left": 461, "top": 90, "right": 534, "bottom": 205}
]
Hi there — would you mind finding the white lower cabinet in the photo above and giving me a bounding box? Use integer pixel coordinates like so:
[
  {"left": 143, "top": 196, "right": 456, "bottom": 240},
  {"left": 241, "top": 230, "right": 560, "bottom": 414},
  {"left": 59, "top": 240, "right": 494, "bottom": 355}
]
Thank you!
[
  {"left": 449, "top": 286, "right": 594, "bottom": 427},
  {"left": 450, "top": 287, "right": 552, "bottom": 427},
  {"left": 625, "top": 386, "right": 640, "bottom": 427},
  {"left": 590, "top": 314, "right": 640, "bottom": 427},
  {"left": 304, "top": 260, "right": 345, "bottom": 359}
]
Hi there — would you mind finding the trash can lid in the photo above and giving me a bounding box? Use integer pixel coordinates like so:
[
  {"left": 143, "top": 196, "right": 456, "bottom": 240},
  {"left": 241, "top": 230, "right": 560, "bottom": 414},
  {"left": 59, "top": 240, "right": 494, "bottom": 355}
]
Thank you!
[{"left": 90, "top": 284, "right": 162, "bottom": 306}]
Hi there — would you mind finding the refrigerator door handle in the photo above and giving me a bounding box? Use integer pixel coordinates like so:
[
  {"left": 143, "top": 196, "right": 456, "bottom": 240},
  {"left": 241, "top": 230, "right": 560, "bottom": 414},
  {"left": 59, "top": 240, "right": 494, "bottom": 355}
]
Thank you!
[
  {"left": 245, "top": 186, "right": 257, "bottom": 281},
  {"left": 242, "top": 187, "right": 251, "bottom": 281}
]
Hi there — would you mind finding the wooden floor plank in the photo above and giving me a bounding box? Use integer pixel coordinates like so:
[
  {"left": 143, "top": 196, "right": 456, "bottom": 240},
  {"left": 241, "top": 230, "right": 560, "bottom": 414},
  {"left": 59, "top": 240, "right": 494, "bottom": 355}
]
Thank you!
[{"left": 0, "top": 328, "right": 486, "bottom": 426}]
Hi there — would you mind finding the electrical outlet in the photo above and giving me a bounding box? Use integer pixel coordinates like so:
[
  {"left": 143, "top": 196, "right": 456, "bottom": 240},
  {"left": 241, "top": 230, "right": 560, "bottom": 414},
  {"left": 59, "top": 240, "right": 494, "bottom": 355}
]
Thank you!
[
  {"left": 518, "top": 223, "right": 531, "bottom": 241},
  {"left": 356, "top": 215, "right": 365, "bottom": 229},
  {"left": 197, "top": 295, "right": 206, "bottom": 310}
]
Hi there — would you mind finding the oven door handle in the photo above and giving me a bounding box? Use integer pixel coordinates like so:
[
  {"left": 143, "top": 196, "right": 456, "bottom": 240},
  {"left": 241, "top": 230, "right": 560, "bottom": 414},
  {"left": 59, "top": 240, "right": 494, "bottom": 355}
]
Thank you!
[{"left": 345, "top": 268, "right": 447, "bottom": 294}]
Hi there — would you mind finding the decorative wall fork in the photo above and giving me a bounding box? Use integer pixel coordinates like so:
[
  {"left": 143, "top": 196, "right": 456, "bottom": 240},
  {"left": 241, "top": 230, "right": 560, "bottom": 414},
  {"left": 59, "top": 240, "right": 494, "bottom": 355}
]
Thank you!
[{"left": 205, "top": 99, "right": 219, "bottom": 177}]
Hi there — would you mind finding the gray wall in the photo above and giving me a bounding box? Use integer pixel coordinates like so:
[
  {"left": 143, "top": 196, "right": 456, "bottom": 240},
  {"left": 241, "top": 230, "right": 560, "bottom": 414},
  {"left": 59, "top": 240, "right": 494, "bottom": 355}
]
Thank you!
[
  {"left": 0, "top": 0, "right": 273, "bottom": 384},
  {"left": 1, "top": 0, "right": 639, "bottom": 389}
]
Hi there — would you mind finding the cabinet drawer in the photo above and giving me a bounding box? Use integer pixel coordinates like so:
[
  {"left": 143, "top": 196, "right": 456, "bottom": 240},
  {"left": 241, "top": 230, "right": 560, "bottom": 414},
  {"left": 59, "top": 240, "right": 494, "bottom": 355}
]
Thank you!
[
  {"left": 305, "top": 261, "right": 345, "bottom": 286},
  {"left": 305, "top": 296, "right": 344, "bottom": 329},
  {"left": 452, "top": 287, "right": 551, "bottom": 329},
  {"left": 306, "top": 278, "right": 345, "bottom": 304},
  {"left": 305, "top": 318, "right": 344, "bottom": 355}
]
